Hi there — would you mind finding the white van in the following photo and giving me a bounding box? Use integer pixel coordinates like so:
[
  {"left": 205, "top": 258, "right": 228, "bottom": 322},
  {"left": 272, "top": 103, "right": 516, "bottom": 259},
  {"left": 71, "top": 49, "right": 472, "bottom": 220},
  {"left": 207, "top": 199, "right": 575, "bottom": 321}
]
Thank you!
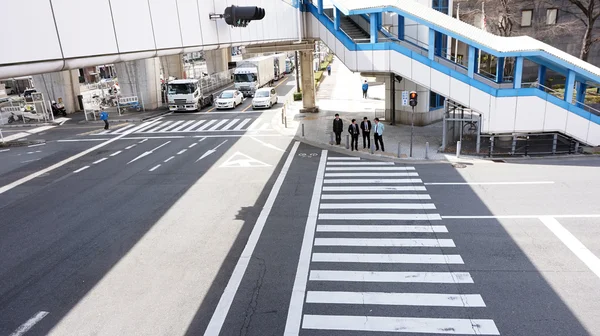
[{"left": 252, "top": 87, "right": 278, "bottom": 109}]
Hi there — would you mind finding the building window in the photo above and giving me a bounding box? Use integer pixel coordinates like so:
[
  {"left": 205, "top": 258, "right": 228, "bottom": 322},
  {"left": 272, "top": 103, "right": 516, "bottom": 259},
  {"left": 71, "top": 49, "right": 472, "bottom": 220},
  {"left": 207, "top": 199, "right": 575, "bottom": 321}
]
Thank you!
[
  {"left": 521, "top": 10, "right": 533, "bottom": 27},
  {"left": 429, "top": 92, "right": 445, "bottom": 110},
  {"left": 546, "top": 8, "right": 558, "bottom": 25}
]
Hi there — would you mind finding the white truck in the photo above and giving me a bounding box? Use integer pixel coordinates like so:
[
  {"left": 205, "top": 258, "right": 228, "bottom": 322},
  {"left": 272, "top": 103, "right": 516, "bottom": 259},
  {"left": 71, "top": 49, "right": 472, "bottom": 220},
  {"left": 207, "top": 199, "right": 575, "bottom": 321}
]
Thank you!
[
  {"left": 234, "top": 54, "right": 287, "bottom": 97},
  {"left": 166, "top": 79, "right": 214, "bottom": 112}
]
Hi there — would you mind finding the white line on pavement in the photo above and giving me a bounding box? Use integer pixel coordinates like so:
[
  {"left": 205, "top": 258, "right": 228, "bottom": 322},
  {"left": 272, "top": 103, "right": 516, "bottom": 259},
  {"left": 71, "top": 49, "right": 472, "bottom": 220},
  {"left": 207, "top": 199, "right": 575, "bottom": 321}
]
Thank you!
[
  {"left": 0, "top": 149, "right": 10, "bottom": 153},
  {"left": 28, "top": 143, "right": 46, "bottom": 148},
  {"left": 442, "top": 214, "right": 600, "bottom": 219},
  {"left": 326, "top": 167, "right": 415, "bottom": 171},
  {"left": 164, "top": 156, "right": 175, "bottom": 163},
  {"left": 424, "top": 181, "right": 555, "bottom": 185},
  {"left": 305, "top": 291, "right": 486, "bottom": 307},
  {"left": 318, "top": 213, "right": 441, "bottom": 220},
  {"left": 540, "top": 216, "right": 600, "bottom": 280},
  {"left": 110, "top": 151, "right": 122, "bottom": 157},
  {"left": 326, "top": 162, "right": 395, "bottom": 166},
  {"left": 316, "top": 225, "right": 447, "bottom": 233},
  {"left": 125, "top": 144, "right": 136, "bottom": 150},
  {"left": 314, "top": 238, "right": 455, "bottom": 247},
  {"left": 127, "top": 141, "right": 171, "bottom": 164},
  {"left": 149, "top": 164, "right": 161, "bottom": 172},
  {"left": 233, "top": 118, "right": 252, "bottom": 130},
  {"left": 9, "top": 311, "right": 49, "bottom": 336},
  {"left": 301, "top": 315, "right": 499, "bottom": 335},
  {"left": 93, "top": 158, "right": 107, "bottom": 164},
  {"left": 327, "top": 157, "right": 361, "bottom": 161},
  {"left": 324, "top": 172, "right": 419, "bottom": 177},
  {"left": 170, "top": 120, "right": 194, "bottom": 132},
  {"left": 321, "top": 194, "right": 431, "bottom": 200},
  {"left": 138, "top": 138, "right": 148, "bottom": 143},
  {"left": 309, "top": 271, "right": 474, "bottom": 283},
  {"left": 177, "top": 149, "right": 187, "bottom": 155},
  {"left": 323, "top": 178, "right": 423, "bottom": 184},
  {"left": 319, "top": 203, "right": 436, "bottom": 210},
  {"left": 221, "top": 118, "right": 239, "bottom": 130},
  {"left": 189, "top": 143, "right": 198, "bottom": 148},
  {"left": 56, "top": 134, "right": 289, "bottom": 142},
  {"left": 283, "top": 149, "right": 328, "bottom": 335},
  {"left": 311, "top": 253, "right": 464, "bottom": 264},
  {"left": 208, "top": 119, "right": 229, "bottom": 131},
  {"left": 73, "top": 166, "right": 90, "bottom": 173},
  {"left": 322, "top": 186, "right": 427, "bottom": 192},
  {"left": 203, "top": 141, "right": 301, "bottom": 336},
  {"left": 112, "top": 124, "right": 135, "bottom": 134}
]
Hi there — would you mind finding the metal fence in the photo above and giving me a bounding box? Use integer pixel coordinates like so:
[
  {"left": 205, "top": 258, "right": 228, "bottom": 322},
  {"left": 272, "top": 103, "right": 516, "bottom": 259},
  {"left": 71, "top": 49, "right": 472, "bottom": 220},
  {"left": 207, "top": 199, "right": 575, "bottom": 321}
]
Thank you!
[{"left": 0, "top": 96, "right": 53, "bottom": 125}]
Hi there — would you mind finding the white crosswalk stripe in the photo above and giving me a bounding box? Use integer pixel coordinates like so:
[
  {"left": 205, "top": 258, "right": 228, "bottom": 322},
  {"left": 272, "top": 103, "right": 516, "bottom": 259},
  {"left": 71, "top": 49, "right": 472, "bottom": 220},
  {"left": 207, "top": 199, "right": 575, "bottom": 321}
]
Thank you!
[
  {"left": 94, "top": 118, "right": 273, "bottom": 134},
  {"left": 284, "top": 154, "right": 500, "bottom": 335}
]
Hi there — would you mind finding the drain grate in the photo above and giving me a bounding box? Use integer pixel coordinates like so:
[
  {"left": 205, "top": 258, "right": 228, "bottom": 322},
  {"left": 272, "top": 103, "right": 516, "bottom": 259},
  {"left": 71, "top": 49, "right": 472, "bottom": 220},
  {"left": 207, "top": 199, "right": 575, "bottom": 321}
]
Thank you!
[
  {"left": 491, "top": 159, "right": 506, "bottom": 163},
  {"left": 452, "top": 163, "right": 467, "bottom": 168}
]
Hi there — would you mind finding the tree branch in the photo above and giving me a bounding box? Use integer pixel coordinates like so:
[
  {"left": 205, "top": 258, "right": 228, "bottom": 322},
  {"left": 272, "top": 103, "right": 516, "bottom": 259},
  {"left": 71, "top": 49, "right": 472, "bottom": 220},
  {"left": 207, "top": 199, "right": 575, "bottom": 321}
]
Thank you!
[{"left": 567, "top": 0, "right": 590, "bottom": 16}]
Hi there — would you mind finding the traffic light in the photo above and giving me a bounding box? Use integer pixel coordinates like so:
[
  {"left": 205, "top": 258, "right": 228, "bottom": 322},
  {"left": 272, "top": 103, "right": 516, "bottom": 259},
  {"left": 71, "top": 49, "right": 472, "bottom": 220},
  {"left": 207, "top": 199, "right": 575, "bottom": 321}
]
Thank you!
[
  {"left": 224, "top": 5, "right": 266, "bottom": 27},
  {"left": 409, "top": 91, "right": 418, "bottom": 107}
]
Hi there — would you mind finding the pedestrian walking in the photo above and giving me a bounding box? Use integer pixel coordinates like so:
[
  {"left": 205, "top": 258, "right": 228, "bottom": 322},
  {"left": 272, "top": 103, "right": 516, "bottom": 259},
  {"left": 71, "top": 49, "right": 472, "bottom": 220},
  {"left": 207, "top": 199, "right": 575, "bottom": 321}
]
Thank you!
[
  {"left": 373, "top": 117, "right": 385, "bottom": 151},
  {"left": 362, "top": 80, "right": 369, "bottom": 99},
  {"left": 327, "top": 64, "right": 332, "bottom": 76},
  {"left": 360, "top": 117, "right": 371, "bottom": 149},
  {"left": 332, "top": 113, "right": 343, "bottom": 145},
  {"left": 100, "top": 110, "right": 109, "bottom": 130},
  {"left": 348, "top": 119, "right": 360, "bottom": 151}
]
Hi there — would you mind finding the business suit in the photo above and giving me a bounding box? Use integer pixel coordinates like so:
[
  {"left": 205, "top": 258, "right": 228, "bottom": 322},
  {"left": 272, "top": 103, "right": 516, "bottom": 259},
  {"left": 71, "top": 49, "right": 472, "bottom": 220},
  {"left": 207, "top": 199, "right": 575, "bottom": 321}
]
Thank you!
[
  {"left": 348, "top": 123, "right": 360, "bottom": 151},
  {"left": 333, "top": 118, "right": 343, "bottom": 145},
  {"left": 360, "top": 120, "right": 371, "bottom": 149},
  {"left": 373, "top": 122, "right": 385, "bottom": 151}
]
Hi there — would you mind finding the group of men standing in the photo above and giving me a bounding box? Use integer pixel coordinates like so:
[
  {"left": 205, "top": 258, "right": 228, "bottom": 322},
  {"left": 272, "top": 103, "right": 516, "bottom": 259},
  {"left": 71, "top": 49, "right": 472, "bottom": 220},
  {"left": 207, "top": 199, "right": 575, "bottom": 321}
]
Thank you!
[{"left": 332, "top": 114, "right": 385, "bottom": 152}]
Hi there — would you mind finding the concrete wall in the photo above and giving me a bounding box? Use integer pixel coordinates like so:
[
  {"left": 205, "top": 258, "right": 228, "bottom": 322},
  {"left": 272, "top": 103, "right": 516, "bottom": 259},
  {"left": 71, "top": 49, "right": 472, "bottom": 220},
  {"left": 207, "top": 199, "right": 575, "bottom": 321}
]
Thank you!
[{"left": 32, "top": 70, "right": 81, "bottom": 113}]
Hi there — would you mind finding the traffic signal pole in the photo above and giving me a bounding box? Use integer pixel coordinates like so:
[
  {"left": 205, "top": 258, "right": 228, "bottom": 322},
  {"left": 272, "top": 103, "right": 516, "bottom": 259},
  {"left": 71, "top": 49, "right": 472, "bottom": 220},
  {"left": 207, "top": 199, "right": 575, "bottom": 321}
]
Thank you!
[{"left": 410, "top": 105, "right": 414, "bottom": 157}]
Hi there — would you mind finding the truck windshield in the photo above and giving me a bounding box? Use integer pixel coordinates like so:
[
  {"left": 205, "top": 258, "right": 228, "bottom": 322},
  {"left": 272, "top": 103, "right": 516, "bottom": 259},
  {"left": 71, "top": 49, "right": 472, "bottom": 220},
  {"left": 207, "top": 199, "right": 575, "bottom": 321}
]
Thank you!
[
  {"left": 234, "top": 74, "right": 257, "bottom": 82},
  {"left": 167, "top": 83, "right": 194, "bottom": 95}
]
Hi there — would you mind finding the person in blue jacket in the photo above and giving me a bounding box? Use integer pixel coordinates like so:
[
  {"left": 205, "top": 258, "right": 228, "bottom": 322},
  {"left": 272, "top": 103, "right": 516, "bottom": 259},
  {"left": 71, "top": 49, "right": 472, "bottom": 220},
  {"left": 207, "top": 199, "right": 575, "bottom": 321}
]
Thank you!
[
  {"left": 362, "top": 80, "right": 369, "bottom": 99},
  {"left": 99, "top": 110, "right": 109, "bottom": 130}
]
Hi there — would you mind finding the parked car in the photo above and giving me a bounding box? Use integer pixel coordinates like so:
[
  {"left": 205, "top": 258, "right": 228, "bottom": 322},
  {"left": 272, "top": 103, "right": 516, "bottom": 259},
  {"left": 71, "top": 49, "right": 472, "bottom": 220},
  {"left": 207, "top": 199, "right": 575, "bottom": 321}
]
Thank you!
[
  {"left": 216, "top": 90, "right": 243, "bottom": 109},
  {"left": 252, "top": 87, "right": 278, "bottom": 109}
]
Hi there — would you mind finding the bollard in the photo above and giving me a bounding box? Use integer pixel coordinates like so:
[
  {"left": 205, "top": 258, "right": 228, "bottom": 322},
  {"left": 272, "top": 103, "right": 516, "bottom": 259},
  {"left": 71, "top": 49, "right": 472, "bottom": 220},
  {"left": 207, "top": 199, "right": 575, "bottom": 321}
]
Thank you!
[
  {"left": 456, "top": 140, "right": 461, "bottom": 158},
  {"left": 346, "top": 134, "right": 350, "bottom": 149},
  {"left": 284, "top": 116, "right": 287, "bottom": 128},
  {"left": 552, "top": 134, "right": 558, "bottom": 155},
  {"left": 330, "top": 133, "right": 334, "bottom": 145},
  {"left": 301, "top": 123, "right": 305, "bottom": 137},
  {"left": 425, "top": 142, "right": 429, "bottom": 159},
  {"left": 370, "top": 140, "right": 375, "bottom": 154},
  {"left": 397, "top": 142, "right": 401, "bottom": 158},
  {"left": 575, "top": 142, "right": 580, "bottom": 153}
]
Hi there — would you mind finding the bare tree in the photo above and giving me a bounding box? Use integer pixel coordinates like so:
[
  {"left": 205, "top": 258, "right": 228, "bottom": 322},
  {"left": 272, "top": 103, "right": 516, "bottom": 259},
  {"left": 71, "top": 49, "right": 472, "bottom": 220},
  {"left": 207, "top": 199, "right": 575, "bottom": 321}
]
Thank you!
[{"left": 557, "top": 0, "right": 600, "bottom": 61}]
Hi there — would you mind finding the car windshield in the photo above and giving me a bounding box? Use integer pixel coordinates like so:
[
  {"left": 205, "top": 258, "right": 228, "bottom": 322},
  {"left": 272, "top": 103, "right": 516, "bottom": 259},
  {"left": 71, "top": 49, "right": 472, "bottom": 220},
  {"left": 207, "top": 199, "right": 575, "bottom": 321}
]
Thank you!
[
  {"left": 220, "top": 92, "right": 234, "bottom": 99},
  {"left": 167, "top": 83, "right": 194, "bottom": 95},
  {"left": 234, "top": 73, "right": 257, "bottom": 82},
  {"left": 254, "top": 91, "right": 269, "bottom": 98}
]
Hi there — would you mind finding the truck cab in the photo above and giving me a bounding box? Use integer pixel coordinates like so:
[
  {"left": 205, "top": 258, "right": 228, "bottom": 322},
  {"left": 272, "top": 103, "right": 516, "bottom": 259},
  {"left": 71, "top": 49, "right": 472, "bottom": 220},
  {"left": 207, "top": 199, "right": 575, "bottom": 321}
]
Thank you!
[
  {"left": 234, "top": 68, "right": 259, "bottom": 97},
  {"left": 167, "top": 79, "right": 213, "bottom": 112}
]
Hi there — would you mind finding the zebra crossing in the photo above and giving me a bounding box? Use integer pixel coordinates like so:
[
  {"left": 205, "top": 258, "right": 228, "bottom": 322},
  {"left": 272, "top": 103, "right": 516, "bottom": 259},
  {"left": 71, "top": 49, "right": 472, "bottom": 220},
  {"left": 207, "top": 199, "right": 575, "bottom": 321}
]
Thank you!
[
  {"left": 287, "top": 154, "right": 500, "bottom": 335},
  {"left": 96, "top": 117, "right": 273, "bottom": 135}
]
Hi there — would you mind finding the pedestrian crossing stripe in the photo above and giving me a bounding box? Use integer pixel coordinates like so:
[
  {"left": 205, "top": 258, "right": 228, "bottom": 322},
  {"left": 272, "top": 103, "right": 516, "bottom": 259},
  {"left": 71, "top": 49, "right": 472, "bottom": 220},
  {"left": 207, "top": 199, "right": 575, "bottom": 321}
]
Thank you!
[{"left": 94, "top": 118, "right": 273, "bottom": 135}]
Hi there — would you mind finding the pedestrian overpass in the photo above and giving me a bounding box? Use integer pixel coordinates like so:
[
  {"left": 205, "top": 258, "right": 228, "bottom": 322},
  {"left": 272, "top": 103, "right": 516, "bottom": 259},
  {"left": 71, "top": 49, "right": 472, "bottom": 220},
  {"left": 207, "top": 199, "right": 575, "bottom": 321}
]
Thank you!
[{"left": 304, "top": 0, "right": 600, "bottom": 146}]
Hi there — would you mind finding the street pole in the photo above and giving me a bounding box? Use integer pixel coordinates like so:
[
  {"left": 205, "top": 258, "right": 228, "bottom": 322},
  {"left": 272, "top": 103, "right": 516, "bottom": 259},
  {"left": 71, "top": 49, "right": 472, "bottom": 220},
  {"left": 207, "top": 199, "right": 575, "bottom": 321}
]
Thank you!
[
  {"left": 390, "top": 73, "right": 395, "bottom": 125},
  {"left": 295, "top": 51, "right": 300, "bottom": 93},
  {"left": 410, "top": 105, "right": 414, "bottom": 157}
]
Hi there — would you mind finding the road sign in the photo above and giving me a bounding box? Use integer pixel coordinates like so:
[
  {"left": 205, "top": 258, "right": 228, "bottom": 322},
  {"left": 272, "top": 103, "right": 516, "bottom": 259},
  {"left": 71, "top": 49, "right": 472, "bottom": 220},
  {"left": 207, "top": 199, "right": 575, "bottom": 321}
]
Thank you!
[
  {"left": 402, "top": 91, "right": 409, "bottom": 106},
  {"left": 220, "top": 152, "right": 271, "bottom": 168}
]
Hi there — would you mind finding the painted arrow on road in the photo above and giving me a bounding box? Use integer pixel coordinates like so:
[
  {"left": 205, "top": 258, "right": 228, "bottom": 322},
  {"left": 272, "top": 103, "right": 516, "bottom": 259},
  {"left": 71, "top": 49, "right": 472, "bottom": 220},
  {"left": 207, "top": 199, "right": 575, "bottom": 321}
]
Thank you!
[
  {"left": 127, "top": 141, "right": 171, "bottom": 164},
  {"left": 196, "top": 140, "right": 228, "bottom": 162}
]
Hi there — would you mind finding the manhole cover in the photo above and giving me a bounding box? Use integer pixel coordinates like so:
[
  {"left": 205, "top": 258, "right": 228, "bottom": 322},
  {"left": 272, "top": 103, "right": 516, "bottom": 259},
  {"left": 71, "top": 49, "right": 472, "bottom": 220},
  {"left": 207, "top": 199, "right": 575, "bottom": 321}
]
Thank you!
[{"left": 452, "top": 163, "right": 467, "bottom": 168}]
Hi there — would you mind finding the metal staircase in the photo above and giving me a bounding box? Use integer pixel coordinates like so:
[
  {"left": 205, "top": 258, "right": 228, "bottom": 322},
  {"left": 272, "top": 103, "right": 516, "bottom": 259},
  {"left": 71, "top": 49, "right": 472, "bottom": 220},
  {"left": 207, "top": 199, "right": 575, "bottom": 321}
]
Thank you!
[{"left": 323, "top": 8, "right": 370, "bottom": 41}]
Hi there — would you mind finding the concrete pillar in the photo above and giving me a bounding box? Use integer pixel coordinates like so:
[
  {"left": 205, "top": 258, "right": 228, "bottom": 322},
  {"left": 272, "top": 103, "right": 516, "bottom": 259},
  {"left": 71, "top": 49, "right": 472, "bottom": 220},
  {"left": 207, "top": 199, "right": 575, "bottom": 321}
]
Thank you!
[
  {"left": 384, "top": 76, "right": 440, "bottom": 126},
  {"left": 115, "top": 57, "right": 162, "bottom": 110},
  {"left": 205, "top": 48, "right": 232, "bottom": 75},
  {"left": 32, "top": 69, "right": 81, "bottom": 113},
  {"left": 160, "top": 54, "right": 184, "bottom": 80},
  {"left": 300, "top": 50, "right": 318, "bottom": 113}
]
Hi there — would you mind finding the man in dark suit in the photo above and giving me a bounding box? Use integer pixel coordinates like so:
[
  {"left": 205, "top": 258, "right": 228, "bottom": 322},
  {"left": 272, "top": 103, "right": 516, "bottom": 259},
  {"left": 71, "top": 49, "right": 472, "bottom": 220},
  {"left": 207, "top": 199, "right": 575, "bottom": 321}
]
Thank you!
[
  {"left": 332, "top": 113, "right": 343, "bottom": 145},
  {"left": 348, "top": 119, "right": 360, "bottom": 151},
  {"left": 360, "top": 117, "right": 371, "bottom": 149}
]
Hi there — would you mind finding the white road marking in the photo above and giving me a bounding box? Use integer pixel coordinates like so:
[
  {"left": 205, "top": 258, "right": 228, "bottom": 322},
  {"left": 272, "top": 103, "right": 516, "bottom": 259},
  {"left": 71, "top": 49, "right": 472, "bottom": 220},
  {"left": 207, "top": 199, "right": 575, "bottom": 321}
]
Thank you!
[
  {"left": 127, "top": 141, "right": 171, "bottom": 164},
  {"left": 309, "top": 270, "right": 473, "bottom": 283},
  {"left": 318, "top": 213, "right": 441, "bottom": 220},
  {"left": 20, "top": 159, "right": 41, "bottom": 164},
  {"left": 246, "top": 118, "right": 262, "bottom": 130},
  {"left": 171, "top": 120, "right": 194, "bottom": 132},
  {"left": 125, "top": 144, "right": 136, "bottom": 150},
  {"left": 249, "top": 136, "right": 285, "bottom": 152},
  {"left": 219, "top": 151, "right": 271, "bottom": 168},
  {"left": 321, "top": 194, "right": 431, "bottom": 200},
  {"left": 221, "top": 118, "right": 239, "bottom": 130},
  {"left": 325, "top": 172, "right": 419, "bottom": 177},
  {"left": 316, "top": 225, "right": 447, "bottom": 233},
  {"left": 9, "top": 311, "right": 49, "bottom": 336},
  {"left": 327, "top": 157, "right": 360, "bottom": 161},
  {"left": 57, "top": 134, "right": 288, "bottom": 142},
  {"left": 319, "top": 203, "right": 436, "bottom": 209},
  {"left": 283, "top": 149, "right": 328, "bottom": 335},
  {"left": 112, "top": 124, "right": 135, "bottom": 134},
  {"left": 0, "top": 149, "right": 10, "bottom": 153},
  {"left": 305, "top": 291, "right": 486, "bottom": 307},
  {"left": 138, "top": 138, "right": 148, "bottom": 143},
  {"left": 203, "top": 142, "right": 301, "bottom": 336},
  {"left": 93, "top": 158, "right": 107, "bottom": 164},
  {"left": 208, "top": 119, "right": 228, "bottom": 131},
  {"left": 326, "top": 166, "right": 415, "bottom": 171},
  {"left": 110, "top": 151, "right": 122, "bottom": 157},
  {"left": 160, "top": 120, "right": 184, "bottom": 132},
  {"left": 540, "top": 216, "right": 600, "bottom": 280},
  {"left": 322, "top": 186, "right": 427, "bottom": 192},
  {"left": 311, "top": 253, "right": 463, "bottom": 264},
  {"left": 424, "top": 181, "right": 555, "bottom": 185},
  {"left": 73, "top": 166, "right": 90, "bottom": 173},
  {"left": 233, "top": 118, "right": 252, "bottom": 130},
  {"left": 442, "top": 214, "right": 600, "bottom": 219},
  {"left": 184, "top": 120, "right": 207, "bottom": 131},
  {"left": 196, "top": 140, "right": 228, "bottom": 162},
  {"left": 164, "top": 156, "right": 175, "bottom": 162},
  {"left": 326, "top": 162, "right": 395, "bottom": 166},
  {"left": 301, "top": 315, "right": 499, "bottom": 335},
  {"left": 149, "top": 164, "right": 161, "bottom": 172},
  {"left": 27, "top": 143, "right": 46, "bottom": 148},
  {"left": 177, "top": 149, "right": 188, "bottom": 155},
  {"left": 197, "top": 119, "right": 216, "bottom": 131},
  {"left": 314, "top": 238, "right": 455, "bottom": 247},
  {"left": 323, "top": 178, "right": 423, "bottom": 184},
  {"left": 145, "top": 121, "right": 173, "bottom": 133},
  {"left": 188, "top": 143, "right": 198, "bottom": 148}
]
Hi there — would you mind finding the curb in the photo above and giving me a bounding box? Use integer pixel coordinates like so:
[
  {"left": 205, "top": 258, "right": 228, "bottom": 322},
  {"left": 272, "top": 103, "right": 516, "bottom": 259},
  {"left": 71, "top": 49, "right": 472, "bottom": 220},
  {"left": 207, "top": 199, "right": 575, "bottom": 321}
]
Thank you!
[
  {"left": 0, "top": 139, "right": 46, "bottom": 148},
  {"left": 0, "top": 123, "right": 53, "bottom": 128}
]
